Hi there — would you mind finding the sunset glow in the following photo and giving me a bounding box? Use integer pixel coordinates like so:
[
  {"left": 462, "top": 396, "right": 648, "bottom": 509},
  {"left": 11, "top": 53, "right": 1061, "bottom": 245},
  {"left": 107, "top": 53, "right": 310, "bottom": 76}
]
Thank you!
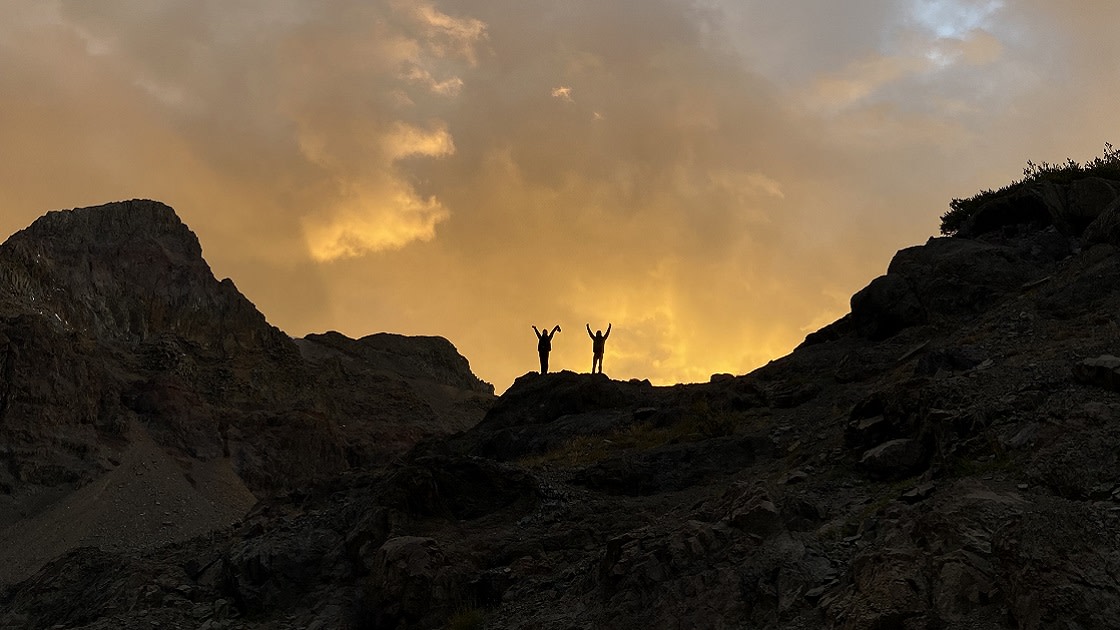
[{"left": 1, "top": 1, "right": 1116, "bottom": 391}]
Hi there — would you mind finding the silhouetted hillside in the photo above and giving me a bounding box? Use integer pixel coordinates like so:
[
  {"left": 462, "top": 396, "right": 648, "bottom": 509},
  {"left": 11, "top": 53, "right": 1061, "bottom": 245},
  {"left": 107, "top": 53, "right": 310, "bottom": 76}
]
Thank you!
[
  {"left": 0, "top": 200, "right": 494, "bottom": 586},
  {"left": 7, "top": 184, "right": 1120, "bottom": 628}
]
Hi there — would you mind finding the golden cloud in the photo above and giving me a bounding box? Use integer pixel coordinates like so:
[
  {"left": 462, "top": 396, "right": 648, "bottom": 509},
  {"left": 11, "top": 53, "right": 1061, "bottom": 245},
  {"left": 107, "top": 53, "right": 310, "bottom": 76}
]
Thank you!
[
  {"left": 4, "top": 0, "right": 1120, "bottom": 393},
  {"left": 303, "top": 183, "right": 450, "bottom": 260}
]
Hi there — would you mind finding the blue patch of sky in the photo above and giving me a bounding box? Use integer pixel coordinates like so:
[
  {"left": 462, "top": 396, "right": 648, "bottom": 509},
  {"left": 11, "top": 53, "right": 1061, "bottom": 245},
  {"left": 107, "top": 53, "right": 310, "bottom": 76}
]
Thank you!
[{"left": 909, "top": 0, "right": 1003, "bottom": 39}]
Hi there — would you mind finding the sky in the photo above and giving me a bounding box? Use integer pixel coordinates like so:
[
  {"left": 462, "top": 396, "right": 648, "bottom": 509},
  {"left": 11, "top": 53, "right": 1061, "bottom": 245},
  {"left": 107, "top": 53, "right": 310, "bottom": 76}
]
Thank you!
[{"left": 0, "top": 0, "right": 1116, "bottom": 392}]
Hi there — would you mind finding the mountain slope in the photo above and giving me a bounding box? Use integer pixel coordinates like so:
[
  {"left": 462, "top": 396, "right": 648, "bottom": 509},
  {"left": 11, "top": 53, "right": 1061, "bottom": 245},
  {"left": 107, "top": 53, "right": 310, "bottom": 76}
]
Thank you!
[
  {"left": 0, "top": 199, "right": 494, "bottom": 586},
  {"left": 6, "top": 181, "right": 1120, "bottom": 628}
]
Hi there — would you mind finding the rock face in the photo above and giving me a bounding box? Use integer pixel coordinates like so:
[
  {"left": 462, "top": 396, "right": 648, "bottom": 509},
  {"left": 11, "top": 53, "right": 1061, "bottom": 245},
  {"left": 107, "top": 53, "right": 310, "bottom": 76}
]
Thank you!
[
  {"left": 298, "top": 331, "right": 493, "bottom": 395},
  {"left": 0, "top": 200, "right": 494, "bottom": 585},
  {"left": 1, "top": 199, "right": 273, "bottom": 347},
  {"left": 295, "top": 331, "right": 494, "bottom": 458},
  {"left": 7, "top": 189, "right": 1120, "bottom": 629},
  {"left": 0, "top": 200, "right": 323, "bottom": 492}
]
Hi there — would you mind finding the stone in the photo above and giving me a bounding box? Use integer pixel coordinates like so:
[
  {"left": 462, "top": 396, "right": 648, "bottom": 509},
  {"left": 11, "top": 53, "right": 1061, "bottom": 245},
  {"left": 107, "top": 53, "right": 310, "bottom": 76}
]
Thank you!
[
  {"left": 957, "top": 183, "right": 1057, "bottom": 238},
  {"left": 859, "top": 438, "right": 927, "bottom": 479},
  {"left": 780, "top": 470, "right": 809, "bottom": 485},
  {"left": 850, "top": 274, "right": 926, "bottom": 340},
  {"left": 900, "top": 482, "right": 936, "bottom": 503},
  {"left": 719, "top": 483, "right": 783, "bottom": 539},
  {"left": 1073, "top": 355, "right": 1120, "bottom": 391},
  {"left": 363, "top": 536, "right": 473, "bottom": 628},
  {"left": 1003, "top": 423, "right": 1040, "bottom": 450},
  {"left": 1083, "top": 195, "right": 1120, "bottom": 246},
  {"left": 1064, "top": 177, "right": 1120, "bottom": 231}
]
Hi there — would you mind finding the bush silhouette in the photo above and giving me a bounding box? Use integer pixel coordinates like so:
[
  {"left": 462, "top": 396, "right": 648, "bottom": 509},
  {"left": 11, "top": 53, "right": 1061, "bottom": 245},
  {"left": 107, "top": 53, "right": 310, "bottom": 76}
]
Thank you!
[{"left": 940, "top": 142, "right": 1120, "bottom": 236}]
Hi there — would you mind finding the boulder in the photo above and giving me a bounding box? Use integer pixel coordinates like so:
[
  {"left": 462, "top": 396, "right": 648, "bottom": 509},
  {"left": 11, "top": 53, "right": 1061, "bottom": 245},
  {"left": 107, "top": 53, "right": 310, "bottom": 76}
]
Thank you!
[
  {"left": 859, "top": 438, "right": 927, "bottom": 479},
  {"left": 224, "top": 527, "right": 344, "bottom": 614},
  {"left": 1072, "top": 355, "right": 1120, "bottom": 391},
  {"left": 1063, "top": 177, "right": 1120, "bottom": 232},
  {"left": 363, "top": 536, "right": 472, "bottom": 628},
  {"left": 724, "top": 483, "right": 783, "bottom": 539},
  {"left": 1083, "top": 196, "right": 1120, "bottom": 246},
  {"left": 850, "top": 274, "right": 926, "bottom": 340},
  {"left": 958, "top": 183, "right": 1058, "bottom": 238},
  {"left": 886, "top": 237, "right": 1039, "bottom": 318},
  {"left": 956, "top": 177, "right": 1119, "bottom": 239},
  {"left": 844, "top": 384, "right": 927, "bottom": 452}
]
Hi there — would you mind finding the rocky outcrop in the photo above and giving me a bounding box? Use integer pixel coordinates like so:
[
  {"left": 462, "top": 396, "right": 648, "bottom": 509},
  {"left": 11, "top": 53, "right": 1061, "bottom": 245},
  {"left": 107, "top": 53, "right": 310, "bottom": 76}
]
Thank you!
[
  {"left": 1073, "top": 354, "right": 1120, "bottom": 390},
  {"left": 850, "top": 274, "right": 925, "bottom": 340},
  {"left": 0, "top": 200, "right": 329, "bottom": 495},
  {"left": 847, "top": 229, "right": 1069, "bottom": 340},
  {"left": 955, "top": 178, "right": 1120, "bottom": 239},
  {"left": 298, "top": 331, "right": 493, "bottom": 395},
  {"left": 0, "top": 200, "right": 494, "bottom": 586},
  {"left": 295, "top": 331, "right": 495, "bottom": 461}
]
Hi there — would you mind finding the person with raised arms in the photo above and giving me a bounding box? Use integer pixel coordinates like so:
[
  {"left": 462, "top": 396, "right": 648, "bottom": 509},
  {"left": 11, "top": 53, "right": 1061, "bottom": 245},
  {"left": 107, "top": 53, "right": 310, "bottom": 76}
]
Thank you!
[
  {"left": 532, "top": 324, "right": 561, "bottom": 374},
  {"left": 586, "top": 322, "right": 611, "bottom": 374}
]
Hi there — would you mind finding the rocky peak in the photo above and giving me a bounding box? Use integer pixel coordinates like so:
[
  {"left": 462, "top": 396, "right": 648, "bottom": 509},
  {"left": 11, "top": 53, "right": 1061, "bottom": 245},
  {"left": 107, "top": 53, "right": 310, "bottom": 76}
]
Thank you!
[
  {"left": 0, "top": 199, "right": 276, "bottom": 352},
  {"left": 11, "top": 198, "right": 198, "bottom": 255},
  {"left": 0, "top": 200, "right": 496, "bottom": 588}
]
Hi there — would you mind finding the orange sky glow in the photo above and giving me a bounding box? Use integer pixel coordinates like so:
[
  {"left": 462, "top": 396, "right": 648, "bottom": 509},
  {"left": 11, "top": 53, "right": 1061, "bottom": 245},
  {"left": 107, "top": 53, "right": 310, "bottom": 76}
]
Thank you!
[{"left": 1, "top": 1, "right": 1117, "bottom": 391}]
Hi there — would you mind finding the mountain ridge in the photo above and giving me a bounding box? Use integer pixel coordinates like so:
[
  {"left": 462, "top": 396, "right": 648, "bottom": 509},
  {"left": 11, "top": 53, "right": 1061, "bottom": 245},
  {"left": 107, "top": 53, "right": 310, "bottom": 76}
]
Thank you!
[
  {"left": 6, "top": 182, "right": 1120, "bottom": 628},
  {"left": 0, "top": 199, "right": 495, "bottom": 587}
]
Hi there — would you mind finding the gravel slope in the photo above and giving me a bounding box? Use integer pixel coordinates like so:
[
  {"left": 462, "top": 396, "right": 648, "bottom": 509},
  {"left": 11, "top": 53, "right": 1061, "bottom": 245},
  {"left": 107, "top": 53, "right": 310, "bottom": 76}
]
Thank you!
[{"left": 0, "top": 421, "right": 256, "bottom": 586}]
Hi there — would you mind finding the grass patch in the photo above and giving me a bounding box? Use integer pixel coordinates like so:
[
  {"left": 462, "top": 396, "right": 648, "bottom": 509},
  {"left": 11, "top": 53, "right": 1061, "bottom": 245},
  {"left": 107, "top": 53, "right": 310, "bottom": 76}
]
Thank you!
[
  {"left": 518, "top": 421, "right": 664, "bottom": 468},
  {"left": 948, "top": 452, "right": 1016, "bottom": 478},
  {"left": 447, "top": 608, "right": 486, "bottom": 630}
]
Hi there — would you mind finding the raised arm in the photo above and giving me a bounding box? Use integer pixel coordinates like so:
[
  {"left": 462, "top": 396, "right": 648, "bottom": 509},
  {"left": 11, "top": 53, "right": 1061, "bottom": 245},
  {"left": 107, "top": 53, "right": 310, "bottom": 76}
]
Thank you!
[
  {"left": 604, "top": 323, "right": 612, "bottom": 338},
  {"left": 586, "top": 323, "right": 593, "bottom": 338},
  {"left": 551, "top": 325, "right": 562, "bottom": 335},
  {"left": 532, "top": 325, "right": 542, "bottom": 339}
]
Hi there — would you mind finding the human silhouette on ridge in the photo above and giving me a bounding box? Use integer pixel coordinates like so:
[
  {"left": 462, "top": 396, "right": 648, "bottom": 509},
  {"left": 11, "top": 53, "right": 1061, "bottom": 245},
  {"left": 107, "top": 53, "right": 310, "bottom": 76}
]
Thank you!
[
  {"left": 587, "top": 323, "right": 611, "bottom": 374},
  {"left": 533, "top": 324, "right": 561, "bottom": 374}
]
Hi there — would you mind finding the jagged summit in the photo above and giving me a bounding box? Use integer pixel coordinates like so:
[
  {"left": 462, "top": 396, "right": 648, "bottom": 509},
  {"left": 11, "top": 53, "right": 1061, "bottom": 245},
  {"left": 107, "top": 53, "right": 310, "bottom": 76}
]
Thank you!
[
  {"left": 0, "top": 199, "right": 272, "bottom": 348},
  {"left": 11, "top": 199, "right": 195, "bottom": 251}
]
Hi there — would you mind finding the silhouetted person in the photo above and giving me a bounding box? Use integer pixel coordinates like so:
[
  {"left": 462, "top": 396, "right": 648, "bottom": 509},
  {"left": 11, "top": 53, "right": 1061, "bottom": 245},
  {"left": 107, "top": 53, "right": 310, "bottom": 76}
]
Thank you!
[
  {"left": 587, "top": 323, "right": 611, "bottom": 374},
  {"left": 533, "top": 324, "right": 561, "bottom": 374}
]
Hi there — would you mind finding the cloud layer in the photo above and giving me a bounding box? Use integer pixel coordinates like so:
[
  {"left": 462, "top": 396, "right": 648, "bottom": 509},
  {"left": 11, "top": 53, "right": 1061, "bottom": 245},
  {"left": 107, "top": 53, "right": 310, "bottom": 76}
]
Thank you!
[{"left": 1, "top": 0, "right": 1117, "bottom": 390}]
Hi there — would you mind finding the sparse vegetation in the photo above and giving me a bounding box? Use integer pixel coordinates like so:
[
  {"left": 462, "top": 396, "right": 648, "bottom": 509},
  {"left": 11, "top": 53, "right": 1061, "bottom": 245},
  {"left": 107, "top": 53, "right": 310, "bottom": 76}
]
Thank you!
[
  {"left": 447, "top": 607, "right": 487, "bottom": 630},
  {"left": 518, "top": 404, "right": 745, "bottom": 469},
  {"left": 949, "top": 452, "right": 1016, "bottom": 478},
  {"left": 940, "top": 142, "right": 1120, "bottom": 236},
  {"left": 517, "top": 423, "right": 654, "bottom": 468}
]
